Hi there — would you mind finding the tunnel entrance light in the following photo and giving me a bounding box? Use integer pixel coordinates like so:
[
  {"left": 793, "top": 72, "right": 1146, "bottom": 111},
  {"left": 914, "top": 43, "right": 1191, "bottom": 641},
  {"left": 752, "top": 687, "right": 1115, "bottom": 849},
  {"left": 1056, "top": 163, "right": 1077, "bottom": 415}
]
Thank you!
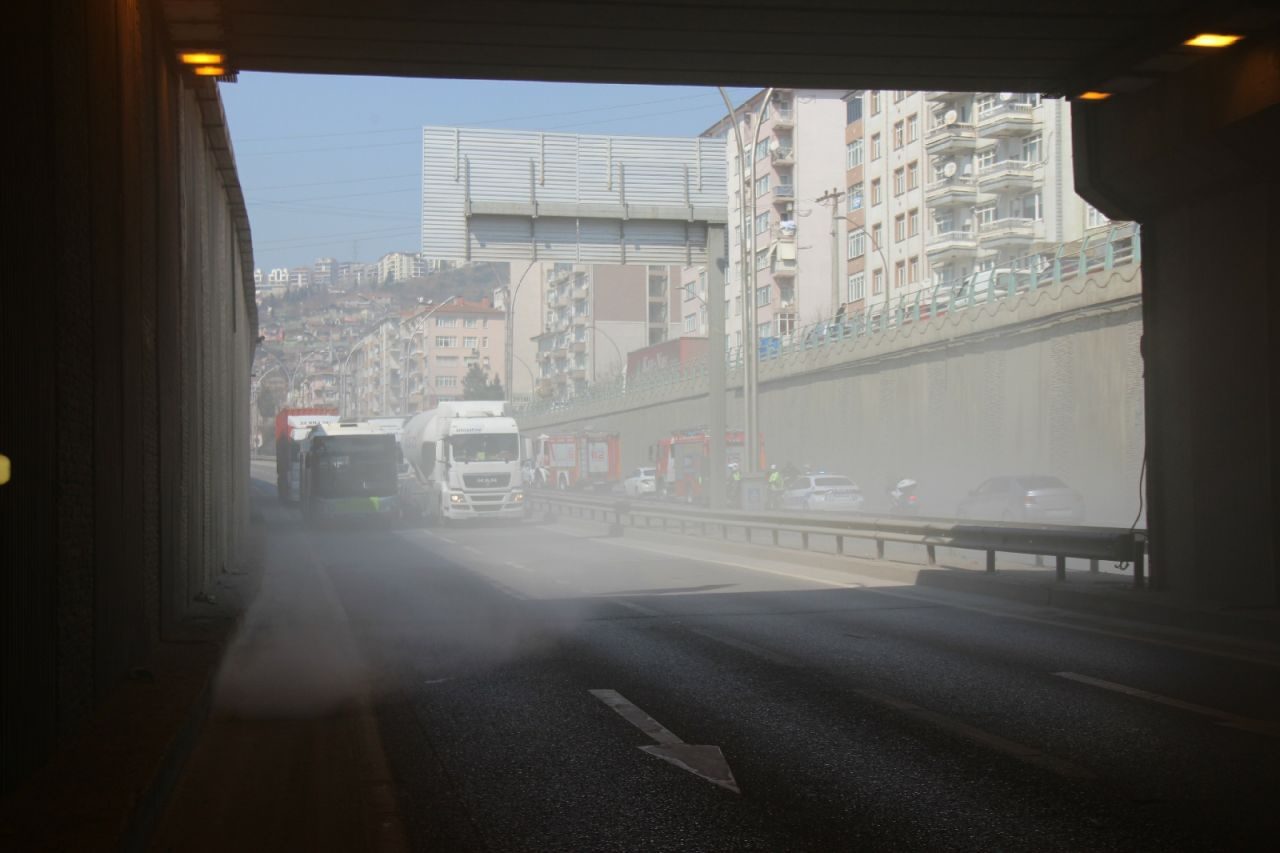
[
  {"left": 1076, "top": 91, "right": 1112, "bottom": 101},
  {"left": 1183, "top": 33, "right": 1243, "bottom": 48},
  {"left": 180, "top": 52, "right": 225, "bottom": 65},
  {"left": 193, "top": 66, "right": 226, "bottom": 77}
]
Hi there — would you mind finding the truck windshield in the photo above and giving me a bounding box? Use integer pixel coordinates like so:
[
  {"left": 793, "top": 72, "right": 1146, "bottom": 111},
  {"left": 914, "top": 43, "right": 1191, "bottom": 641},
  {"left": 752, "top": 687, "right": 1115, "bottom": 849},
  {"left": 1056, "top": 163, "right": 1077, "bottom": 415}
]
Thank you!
[
  {"left": 450, "top": 434, "right": 519, "bottom": 463},
  {"left": 308, "top": 434, "right": 398, "bottom": 498}
]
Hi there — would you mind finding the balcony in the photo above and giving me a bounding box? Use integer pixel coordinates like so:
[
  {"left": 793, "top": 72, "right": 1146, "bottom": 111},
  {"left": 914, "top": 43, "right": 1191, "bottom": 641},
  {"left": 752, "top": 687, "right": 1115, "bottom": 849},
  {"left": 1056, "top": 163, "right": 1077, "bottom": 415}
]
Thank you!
[
  {"left": 924, "top": 121, "right": 978, "bottom": 156},
  {"left": 771, "top": 259, "right": 797, "bottom": 279},
  {"left": 571, "top": 313, "right": 589, "bottom": 326},
  {"left": 926, "top": 229, "right": 980, "bottom": 263},
  {"left": 977, "top": 159, "right": 1036, "bottom": 194},
  {"left": 977, "top": 217, "right": 1041, "bottom": 248},
  {"left": 771, "top": 184, "right": 795, "bottom": 205},
  {"left": 770, "top": 146, "right": 794, "bottom": 166},
  {"left": 772, "top": 224, "right": 796, "bottom": 243},
  {"left": 924, "top": 174, "right": 978, "bottom": 207},
  {"left": 771, "top": 107, "right": 794, "bottom": 129},
  {"left": 570, "top": 368, "right": 588, "bottom": 382},
  {"left": 977, "top": 101, "right": 1036, "bottom": 137},
  {"left": 571, "top": 341, "right": 586, "bottom": 353},
  {"left": 572, "top": 284, "right": 590, "bottom": 300}
]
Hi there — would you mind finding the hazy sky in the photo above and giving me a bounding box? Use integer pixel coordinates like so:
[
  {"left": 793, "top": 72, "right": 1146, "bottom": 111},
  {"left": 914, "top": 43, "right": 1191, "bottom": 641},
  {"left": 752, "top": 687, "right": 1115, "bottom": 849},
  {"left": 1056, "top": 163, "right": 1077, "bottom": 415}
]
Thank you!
[{"left": 221, "top": 74, "right": 756, "bottom": 271}]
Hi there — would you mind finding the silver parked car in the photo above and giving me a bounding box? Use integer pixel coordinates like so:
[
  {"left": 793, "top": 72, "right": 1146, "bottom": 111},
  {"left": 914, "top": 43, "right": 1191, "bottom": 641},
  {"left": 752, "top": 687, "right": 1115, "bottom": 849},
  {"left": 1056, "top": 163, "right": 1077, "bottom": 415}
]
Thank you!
[
  {"left": 956, "top": 475, "right": 1085, "bottom": 523},
  {"left": 622, "top": 467, "right": 657, "bottom": 498},
  {"left": 780, "top": 474, "right": 865, "bottom": 512}
]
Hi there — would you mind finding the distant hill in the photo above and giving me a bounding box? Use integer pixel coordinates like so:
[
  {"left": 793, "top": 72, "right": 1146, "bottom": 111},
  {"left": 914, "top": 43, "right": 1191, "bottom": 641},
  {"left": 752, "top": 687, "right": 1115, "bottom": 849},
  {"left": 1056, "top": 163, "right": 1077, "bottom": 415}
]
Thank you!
[{"left": 382, "top": 262, "right": 508, "bottom": 309}]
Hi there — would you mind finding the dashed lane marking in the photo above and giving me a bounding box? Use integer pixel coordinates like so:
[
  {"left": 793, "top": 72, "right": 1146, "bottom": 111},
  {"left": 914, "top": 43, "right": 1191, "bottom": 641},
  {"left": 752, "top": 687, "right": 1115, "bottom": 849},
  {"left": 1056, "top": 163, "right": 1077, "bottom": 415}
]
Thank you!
[
  {"left": 856, "top": 689, "right": 1096, "bottom": 780},
  {"left": 1054, "top": 671, "right": 1280, "bottom": 737}
]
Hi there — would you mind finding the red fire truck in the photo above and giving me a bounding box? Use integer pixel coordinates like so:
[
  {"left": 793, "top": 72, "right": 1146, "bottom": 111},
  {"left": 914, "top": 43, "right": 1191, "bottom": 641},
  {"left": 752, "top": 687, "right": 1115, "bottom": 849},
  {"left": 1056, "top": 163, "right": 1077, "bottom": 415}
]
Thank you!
[
  {"left": 653, "top": 428, "right": 766, "bottom": 502},
  {"left": 535, "top": 431, "right": 622, "bottom": 492}
]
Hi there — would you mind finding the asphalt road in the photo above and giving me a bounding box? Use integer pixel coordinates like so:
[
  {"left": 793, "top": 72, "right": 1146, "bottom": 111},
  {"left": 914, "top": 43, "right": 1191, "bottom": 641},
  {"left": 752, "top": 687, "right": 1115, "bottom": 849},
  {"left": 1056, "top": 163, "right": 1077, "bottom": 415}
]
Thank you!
[{"left": 265, "top": 481, "right": 1280, "bottom": 851}]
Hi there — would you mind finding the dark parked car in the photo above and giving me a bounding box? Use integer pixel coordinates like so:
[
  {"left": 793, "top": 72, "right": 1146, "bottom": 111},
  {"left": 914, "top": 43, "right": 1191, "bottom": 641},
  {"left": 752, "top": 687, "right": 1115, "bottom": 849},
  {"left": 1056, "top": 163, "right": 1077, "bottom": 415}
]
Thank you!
[{"left": 956, "top": 475, "right": 1085, "bottom": 523}]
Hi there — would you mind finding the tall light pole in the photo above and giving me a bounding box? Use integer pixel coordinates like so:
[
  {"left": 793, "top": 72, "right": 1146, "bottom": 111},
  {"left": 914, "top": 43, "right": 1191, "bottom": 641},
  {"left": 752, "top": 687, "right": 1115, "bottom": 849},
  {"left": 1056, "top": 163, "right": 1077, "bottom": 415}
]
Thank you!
[
  {"left": 503, "top": 261, "right": 537, "bottom": 404},
  {"left": 340, "top": 334, "right": 373, "bottom": 416},
  {"left": 842, "top": 214, "right": 891, "bottom": 313},
  {"left": 718, "top": 86, "right": 772, "bottom": 477},
  {"left": 511, "top": 354, "right": 537, "bottom": 400},
  {"left": 587, "top": 323, "right": 624, "bottom": 381},
  {"left": 401, "top": 295, "right": 459, "bottom": 412}
]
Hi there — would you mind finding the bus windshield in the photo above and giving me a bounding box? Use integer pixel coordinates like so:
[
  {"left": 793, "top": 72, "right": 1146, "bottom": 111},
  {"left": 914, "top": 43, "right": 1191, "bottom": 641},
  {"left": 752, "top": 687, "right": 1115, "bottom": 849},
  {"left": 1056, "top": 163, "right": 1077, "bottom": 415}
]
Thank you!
[{"left": 450, "top": 433, "right": 519, "bottom": 463}]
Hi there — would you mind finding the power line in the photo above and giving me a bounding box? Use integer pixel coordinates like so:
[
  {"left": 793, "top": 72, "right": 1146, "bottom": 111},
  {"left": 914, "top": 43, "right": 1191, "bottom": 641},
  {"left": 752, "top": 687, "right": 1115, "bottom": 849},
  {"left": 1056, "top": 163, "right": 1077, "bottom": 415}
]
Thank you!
[
  {"left": 255, "top": 224, "right": 420, "bottom": 248},
  {"left": 248, "top": 173, "right": 420, "bottom": 191},
  {"left": 252, "top": 202, "right": 416, "bottom": 221},
  {"left": 247, "top": 187, "right": 418, "bottom": 203}
]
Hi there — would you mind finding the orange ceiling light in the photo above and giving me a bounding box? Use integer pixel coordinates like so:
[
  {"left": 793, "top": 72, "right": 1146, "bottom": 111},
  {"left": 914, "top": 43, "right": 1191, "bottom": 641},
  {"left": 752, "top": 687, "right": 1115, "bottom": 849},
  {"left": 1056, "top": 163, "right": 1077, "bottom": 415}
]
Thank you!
[
  {"left": 193, "top": 66, "right": 226, "bottom": 77},
  {"left": 180, "top": 52, "right": 225, "bottom": 65},
  {"left": 1183, "top": 33, "right": 1243, "bottom": 48},
  {"left": 1076, "top": 91, "right": 1112, "bottom": 101}
]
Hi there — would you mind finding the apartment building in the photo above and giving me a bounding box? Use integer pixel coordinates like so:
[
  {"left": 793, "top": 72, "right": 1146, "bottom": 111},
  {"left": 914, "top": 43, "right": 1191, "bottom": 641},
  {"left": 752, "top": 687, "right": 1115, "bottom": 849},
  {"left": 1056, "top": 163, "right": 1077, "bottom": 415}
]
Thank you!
[
  {"left": 842, "top": 90, "right": 1101, "bottom": 316},
  {"left": 516, "top": 262, "right": 681, "bottom": 401},
  {"left": 346, "top": 297, "right": 506, "bottom": 416},
  {"left": 377, "top": 251, "right": 423, "bottom": 284},
  {"left": 701, "top": 89, "right": 847, "bottom": 346}
]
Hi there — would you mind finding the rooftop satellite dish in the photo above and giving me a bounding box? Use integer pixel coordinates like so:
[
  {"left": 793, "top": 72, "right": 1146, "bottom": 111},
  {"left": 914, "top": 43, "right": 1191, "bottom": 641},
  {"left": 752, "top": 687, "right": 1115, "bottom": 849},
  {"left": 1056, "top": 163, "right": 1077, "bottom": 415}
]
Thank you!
[
  {"left": 999, "top": 92, "right": 1014, "bottom": 101},
  {"left": 943, "top": 109, "right": 958, "bottom": 125},
  {"left": 942, "top": 161, "right": 958, "bottom": 178}
]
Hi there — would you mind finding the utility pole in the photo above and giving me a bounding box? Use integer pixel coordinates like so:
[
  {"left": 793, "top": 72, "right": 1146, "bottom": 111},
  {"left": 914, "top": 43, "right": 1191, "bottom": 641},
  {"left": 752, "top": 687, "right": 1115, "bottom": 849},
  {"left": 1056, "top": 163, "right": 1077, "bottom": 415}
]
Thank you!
[
  {"left": 706, "top": 221, "right": 728, "bottom": 509},
  {"left": 816, "top": 187, "right": 846, "bottom": 321}
]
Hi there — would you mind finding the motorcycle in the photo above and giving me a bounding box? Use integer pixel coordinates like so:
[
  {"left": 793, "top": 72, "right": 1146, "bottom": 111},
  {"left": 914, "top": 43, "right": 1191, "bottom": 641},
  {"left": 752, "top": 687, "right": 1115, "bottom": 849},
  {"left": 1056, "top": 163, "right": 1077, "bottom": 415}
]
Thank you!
[{"left": 887, "top": 478, "right": 920, "bottom": 515}]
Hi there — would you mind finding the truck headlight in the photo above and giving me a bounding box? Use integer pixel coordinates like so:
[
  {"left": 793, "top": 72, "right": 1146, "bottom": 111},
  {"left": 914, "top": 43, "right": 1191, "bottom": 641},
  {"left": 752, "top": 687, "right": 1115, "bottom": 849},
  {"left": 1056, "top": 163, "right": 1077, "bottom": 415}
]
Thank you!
[
  {"left": 512, "top": 491, "right": 525, "bottom": 503},
  {"left": 450, "top": 492, "right": 465, "bottom": 504}
]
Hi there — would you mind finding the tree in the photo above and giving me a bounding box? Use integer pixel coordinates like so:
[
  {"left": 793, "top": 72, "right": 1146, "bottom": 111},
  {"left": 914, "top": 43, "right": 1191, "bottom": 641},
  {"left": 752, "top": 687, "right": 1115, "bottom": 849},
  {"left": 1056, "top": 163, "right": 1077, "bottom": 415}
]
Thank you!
[
  {"left": 486, "top": 374, "right": 505, "bottom": 400},
  {"left": 462, "top": 363, "right": 493, "bottom": 399}
]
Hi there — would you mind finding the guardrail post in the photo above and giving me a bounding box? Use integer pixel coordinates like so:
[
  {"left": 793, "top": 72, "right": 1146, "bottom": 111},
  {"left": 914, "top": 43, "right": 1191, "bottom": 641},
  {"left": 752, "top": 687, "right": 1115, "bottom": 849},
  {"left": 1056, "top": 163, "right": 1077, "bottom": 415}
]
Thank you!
[
  {"left": 1089, "top": 559, "right": 1099, "bottom": 573},
  {"left": 926, "top": 544, "right": 936, "bottom": 565},
  {"left": 771, "top": 529, "right": 779, "bottom": 546},
  {"left": 745, "top": 525, "right": 751, "bottom": 544},
  {"left": 986, "top": 550, "right": 996, "bottom": 573},
  {"left": 1133, "top": 540, "right": 1146, "bottom": 589},
  {"left": 836, "top": 536, "right": 844, "bottom": 555},
  {"left": 609, "top": 501, "right": 627, "bottom": 537},
  {"left": 801, "top": 531, "right": 809, "bottom": 550},
  {"left": 1055, "top": 555, "right": 1067, "bottom": 582},
  {"left": 875, "top": 539, "right": 885, "bottom": 559}
]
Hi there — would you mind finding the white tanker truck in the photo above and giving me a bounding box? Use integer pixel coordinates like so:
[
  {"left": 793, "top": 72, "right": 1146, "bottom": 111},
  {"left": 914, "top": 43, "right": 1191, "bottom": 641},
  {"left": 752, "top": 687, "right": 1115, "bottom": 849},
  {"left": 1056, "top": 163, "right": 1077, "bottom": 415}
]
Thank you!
[{"left": 399, "top": 400, "right": 525, "bottom": 523}]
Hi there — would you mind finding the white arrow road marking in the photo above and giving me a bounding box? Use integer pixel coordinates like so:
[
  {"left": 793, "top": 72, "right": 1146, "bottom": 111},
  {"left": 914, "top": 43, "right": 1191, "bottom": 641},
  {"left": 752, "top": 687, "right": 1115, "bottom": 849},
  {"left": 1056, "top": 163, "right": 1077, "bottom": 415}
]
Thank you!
[
  {"left": 1055, "top": 672, "right": 1280, "bottom": 737},
  {"left": 589, "top": 689, "right": 740, "bottom": 793}
]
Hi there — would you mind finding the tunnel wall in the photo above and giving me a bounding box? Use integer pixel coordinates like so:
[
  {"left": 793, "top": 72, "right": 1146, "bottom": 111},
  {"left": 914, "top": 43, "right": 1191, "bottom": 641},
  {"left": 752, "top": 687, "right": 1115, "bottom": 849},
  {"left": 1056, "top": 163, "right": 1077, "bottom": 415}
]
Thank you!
[
  {"left": 1073, "top": 33, "right": 1280, "bottom": 606},
  {"left": 1, "top": 0, "right": 255, "bottom": 794},
  {"left": 523, "top": 274, "right": 1145, "bottom": 527}
]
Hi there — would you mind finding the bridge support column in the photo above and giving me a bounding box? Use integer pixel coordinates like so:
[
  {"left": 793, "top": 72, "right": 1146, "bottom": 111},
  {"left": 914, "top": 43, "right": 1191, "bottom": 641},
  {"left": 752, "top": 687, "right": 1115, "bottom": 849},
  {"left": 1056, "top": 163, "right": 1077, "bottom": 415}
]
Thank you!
[{"left": 1074, "top": 34, "right": 1280, "bottom": 604}]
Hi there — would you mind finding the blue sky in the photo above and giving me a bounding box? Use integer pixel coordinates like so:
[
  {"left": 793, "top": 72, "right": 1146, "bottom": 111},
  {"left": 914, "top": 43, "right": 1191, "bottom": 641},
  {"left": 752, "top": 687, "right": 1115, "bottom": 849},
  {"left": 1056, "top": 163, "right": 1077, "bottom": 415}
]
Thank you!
[{"left": 221, "top": 75, "right": 756, "bottom": 271}]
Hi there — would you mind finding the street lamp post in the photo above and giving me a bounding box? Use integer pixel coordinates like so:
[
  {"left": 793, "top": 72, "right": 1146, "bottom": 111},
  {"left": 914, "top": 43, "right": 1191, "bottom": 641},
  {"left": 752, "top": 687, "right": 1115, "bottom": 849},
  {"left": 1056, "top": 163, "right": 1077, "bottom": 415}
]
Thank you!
[
  {"left": 587, "top": 324, "right": 624, "bottom": 382},
  {"left": 402, "top": 295, "right": 459, "bottom": 412},
  {"left": 842, "top": 214, "right": 891, "bottom": 313}
]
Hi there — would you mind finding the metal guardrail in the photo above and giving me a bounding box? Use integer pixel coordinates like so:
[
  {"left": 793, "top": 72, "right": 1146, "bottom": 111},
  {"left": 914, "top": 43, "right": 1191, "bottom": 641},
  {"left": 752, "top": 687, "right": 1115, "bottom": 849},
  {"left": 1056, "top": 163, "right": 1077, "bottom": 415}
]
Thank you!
[{"left": 530, "top": 491, "right": 1149, "bottom": 588}]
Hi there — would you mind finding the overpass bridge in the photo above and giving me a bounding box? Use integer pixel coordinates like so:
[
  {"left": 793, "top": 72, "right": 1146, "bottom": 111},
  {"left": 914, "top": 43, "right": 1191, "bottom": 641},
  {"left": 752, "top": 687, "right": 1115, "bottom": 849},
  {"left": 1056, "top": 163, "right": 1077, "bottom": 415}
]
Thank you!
[{"left": 3, "top": 0, "right": 1279, "bottom": 832}]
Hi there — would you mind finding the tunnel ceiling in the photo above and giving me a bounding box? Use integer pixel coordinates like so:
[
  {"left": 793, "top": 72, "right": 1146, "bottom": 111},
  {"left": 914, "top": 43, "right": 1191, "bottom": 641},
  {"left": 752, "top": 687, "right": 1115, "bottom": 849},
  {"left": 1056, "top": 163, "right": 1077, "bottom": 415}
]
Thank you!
[{"left": 164, "top": 1, "right": 1278, "bottom": 96}]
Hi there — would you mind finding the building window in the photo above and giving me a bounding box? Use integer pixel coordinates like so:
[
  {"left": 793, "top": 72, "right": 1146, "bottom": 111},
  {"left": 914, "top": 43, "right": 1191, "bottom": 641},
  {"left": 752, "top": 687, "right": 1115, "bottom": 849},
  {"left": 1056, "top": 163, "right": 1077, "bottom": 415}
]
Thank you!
[
  {"left": 870, "top": 133, "right": 882, "bottom": 160},
  {"left": 845, "top": 95, "right": 863, "bottom": 124},
  {"left": 870, "top": 223, "right": 882, "bottom": 250},
  {"left": 892, "top": 120, "right": 904, "bottom": 150},
  {"left": 893, "top": 90, "right": 907, "bottom": 103},
  {"left": 436, "top": 317, "right": 457, "bottom": 327},
  {"left": 754, "top": 139, "right": 769, "bottom": 162},
  {"left": 894, "top": 261, "right": 906, "bottom": 289},
  {"left": 463, "top": 336, "right": 478, "bottom": 349},
  {"left": 871, "top": 179, "right": 882, "bottom": 205},
  {"left": 847, "top": 231, "right": 866, "bottom": 259},
  {"left": 754, "top": 174, "right": 770, "bottom": 196},
  {"left": 684, "top": 313, "right": 698, "bottom": 332},
  {"left": 893, "top": 167, "right": 905, "bottom": 196},
  {"left": 906, "top": 113, "right": 919, "bottom": 142},
  {"left": 908, "top": 256, "right": 920, "bottom": 283},
  {"left": 436, "top": 375, "right": 457, "bottom": 388},
  {"left": 755, "top": 211, "right": 770, "bottom": 234},
  {"left": 464, "top": 318, "right": 478, "bottom": 328},
  {"left": 1021, "top": 191, "right": 1044, "bottom": 221},
  {"left": 1021, "top": 133, "right": 1042, "bottom": 164},
  {"left": 845, "top": 139, "right": 863, "bottom": 169},
  {"left": 873, "top": 268, "right": 885, "bottom": 295},
  {"left": 755, "top": 248, "right": 770, "bottom": 270},
  {"left": 734, "top": 295, "right": 742, "bottom": 316},
  {"left": 976, "top": 204, "right": 996, "bottom": 226},
  {"left": 756, "top": 285, "right": 771, "bottom": 307},
  {"left": 1086, "top": 204, "right": 1109, "bottom": 228},
  {"left": 894, "top": 214, "right": 906, "bottom": 241},
  {"left": 908, "top": 208, "right": 920, "bottom": 236},
  {"left": 977, "top": 94, "right": 999, "bottom": 116},
  {"left": 976, "top": 148, "right": 997, "bottom": 171},
  {"left": 847, "top": 272, "right": 865, "bottom": 302},
  {"left": 435, "top": 336, "right": 456, "bottom": 348},
  {"left": 907, "top": 160, "right": 919, "bottom": 190},
  {"left": 847, "top": 185, "right": 864, "bottom": 212},
  {"left": 870, "top": 91, "right": 881, "bottom": 115},
  {"left": 757, "top": 320, "right": 773, "bottom": 339}
]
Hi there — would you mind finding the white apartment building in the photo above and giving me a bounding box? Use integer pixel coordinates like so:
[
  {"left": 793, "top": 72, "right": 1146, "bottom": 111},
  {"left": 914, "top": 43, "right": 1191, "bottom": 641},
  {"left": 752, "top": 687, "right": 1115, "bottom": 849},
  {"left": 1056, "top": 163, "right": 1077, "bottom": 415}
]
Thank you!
[
  {"left": 377, "top": 251, "right": 423, "bottom": 284},
  {"left": 842, "top": 90, "right": 1106, "bottom": 317},
  {"left": 514, "top": 262, "right": 681, "bottom": 402},
  {"left": 703, "top": 89, "right": 847, "bottom": 347}
]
